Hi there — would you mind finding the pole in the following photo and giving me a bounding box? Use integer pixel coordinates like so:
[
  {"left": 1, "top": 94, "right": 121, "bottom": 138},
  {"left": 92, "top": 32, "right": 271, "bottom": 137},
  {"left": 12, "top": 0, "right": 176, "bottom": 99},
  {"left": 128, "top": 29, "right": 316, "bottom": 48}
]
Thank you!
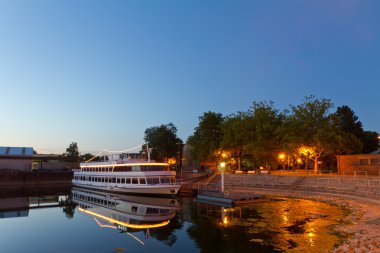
[{"left": 221, "top": 171, "right": 224, "bottom": 193}]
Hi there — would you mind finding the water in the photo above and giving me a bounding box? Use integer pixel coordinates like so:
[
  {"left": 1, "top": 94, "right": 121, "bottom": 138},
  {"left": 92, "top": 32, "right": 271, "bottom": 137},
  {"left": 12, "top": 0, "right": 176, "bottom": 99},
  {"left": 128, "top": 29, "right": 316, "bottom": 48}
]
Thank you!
[{"left": 0, "top": 187, "right": 348, "bottom": 253}]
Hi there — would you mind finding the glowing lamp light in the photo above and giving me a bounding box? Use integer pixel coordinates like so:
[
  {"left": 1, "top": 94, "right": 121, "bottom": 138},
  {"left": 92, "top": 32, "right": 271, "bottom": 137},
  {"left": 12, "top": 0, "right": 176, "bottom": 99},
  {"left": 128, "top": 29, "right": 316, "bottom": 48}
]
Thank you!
[{"left": 278, "top": 153, "right": 285, "bottom": 160}]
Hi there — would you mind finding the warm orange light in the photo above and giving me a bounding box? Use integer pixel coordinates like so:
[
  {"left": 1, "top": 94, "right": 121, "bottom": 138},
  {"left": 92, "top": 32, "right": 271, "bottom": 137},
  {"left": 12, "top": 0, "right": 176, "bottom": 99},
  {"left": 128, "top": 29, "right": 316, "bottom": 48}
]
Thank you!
[
  {"left": 220, "top": 162, "right": 226, "bottom": 168},
  {"left": 223, "top": 216, "right": 228, "bottom": 225},
  {"left": 297, "top": 158, "right": 302, "bottom": 164},
  {"left": 278, "top": 153, "right": 285, "bottom": 160},
  {"left": 299, "top": 146, "right": 314, "bottom": 156},
  {"left": 222, "top": 152, "right": 227, "bottom": 158},
  {"left": 167, "top": 157, "right": 177, "bottom": 165},
  {"left": 78, "top": 208, "right": 170, "bottom": 229}
]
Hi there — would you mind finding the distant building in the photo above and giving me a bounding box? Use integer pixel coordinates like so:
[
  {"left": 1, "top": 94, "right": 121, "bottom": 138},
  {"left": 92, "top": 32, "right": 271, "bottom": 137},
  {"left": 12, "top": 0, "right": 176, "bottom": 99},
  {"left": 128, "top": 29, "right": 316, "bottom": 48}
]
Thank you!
[
  {"left": 32, "top": 154, "right": 75, "bottom": 171},
  {"left": 0, "top": 146, "right": 34, "bottom": 171},
  {"left": 336, "top": 153, "right": 380, "bottom": 176}
]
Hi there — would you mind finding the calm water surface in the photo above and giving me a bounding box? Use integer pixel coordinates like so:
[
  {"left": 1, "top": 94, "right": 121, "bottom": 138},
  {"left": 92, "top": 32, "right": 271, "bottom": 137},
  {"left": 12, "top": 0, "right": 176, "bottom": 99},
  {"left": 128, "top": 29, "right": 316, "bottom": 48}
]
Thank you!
[{"left": 0, "top": 187, "right": 348, "bottom": 253}]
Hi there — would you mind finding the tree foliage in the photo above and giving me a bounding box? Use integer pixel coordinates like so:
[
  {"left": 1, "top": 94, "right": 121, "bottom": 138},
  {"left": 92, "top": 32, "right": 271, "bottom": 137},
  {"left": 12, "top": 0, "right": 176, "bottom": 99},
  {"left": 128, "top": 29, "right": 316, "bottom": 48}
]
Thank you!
[
  {"left": 361, "top": 131, "right": 379, "bottom": 153},
  {"left": 246, "top": 101, "right": 283, "bottom": 167},
  {"left": 334, "top": 105, "right": 379, "bottom": 153},
  {"left": 221, "top": 112, "right": 250, "bottom": 169},
  {"left": 144, "top": 123, "right": 182, "bottom": 162},
  {"left": 187, "top": 112, "right": 224, "bottom": 162},
  {"left": 65, "top": 142, "right": 79, "bottom": 162}
]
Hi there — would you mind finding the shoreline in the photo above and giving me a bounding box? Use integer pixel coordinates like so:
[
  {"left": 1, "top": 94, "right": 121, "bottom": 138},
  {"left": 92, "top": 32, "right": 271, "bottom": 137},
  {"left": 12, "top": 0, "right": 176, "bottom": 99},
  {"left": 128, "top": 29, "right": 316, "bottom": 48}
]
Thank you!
[{"left": 226, "top": 187, "right": 380, "bottom": 252}]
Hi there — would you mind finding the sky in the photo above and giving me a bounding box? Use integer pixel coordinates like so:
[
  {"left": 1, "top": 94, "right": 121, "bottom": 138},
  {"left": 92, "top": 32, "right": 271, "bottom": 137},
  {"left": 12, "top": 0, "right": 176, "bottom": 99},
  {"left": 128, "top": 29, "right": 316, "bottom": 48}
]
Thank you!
[{"left": 0, "top": 0, "right": 379, "bottom": 154}]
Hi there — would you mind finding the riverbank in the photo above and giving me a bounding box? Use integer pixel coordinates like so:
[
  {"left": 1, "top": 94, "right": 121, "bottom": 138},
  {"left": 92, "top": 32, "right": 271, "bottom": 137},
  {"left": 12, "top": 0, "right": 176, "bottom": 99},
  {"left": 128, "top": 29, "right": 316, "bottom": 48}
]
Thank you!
[{"left": 225, "top": 187, "right": 380, "bottom": 252}]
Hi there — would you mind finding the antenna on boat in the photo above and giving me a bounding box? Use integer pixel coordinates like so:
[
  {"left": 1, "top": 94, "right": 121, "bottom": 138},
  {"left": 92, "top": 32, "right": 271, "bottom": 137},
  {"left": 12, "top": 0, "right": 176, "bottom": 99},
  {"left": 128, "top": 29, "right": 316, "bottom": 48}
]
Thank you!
[{"left": 146, "top": 142, "right": 151, "bottom": 162}]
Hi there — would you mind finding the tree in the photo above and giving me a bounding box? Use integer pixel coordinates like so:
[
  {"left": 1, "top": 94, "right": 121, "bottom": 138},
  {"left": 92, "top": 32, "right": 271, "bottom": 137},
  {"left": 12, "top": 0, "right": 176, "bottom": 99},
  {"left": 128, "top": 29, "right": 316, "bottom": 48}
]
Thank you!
[
  {"left": 65, "top": 142, "right": 79, "bottom": 162},
  {"left": 278, "top": 96, "right": 358, "bottom": 172},
  {"left": 361, "top": 131, "right": 379, "bottom": 154},
  {"left": 335, "top": 105, "right": 364, "bottom": 138},
  {"left": 334, "top": 105, "right": 378, "bottom": 153},
  {"left": 221, "top": 112, "right": 250, "bottom": 170},
  {"left": 144, "top": 123, "right": 182, "bottom": 162},
  {"left": 80, "top": 153, "right": 96, "bottom": 162},
  {"left": 187, "top": 112, "right": 224, "bottom": 165},
  {"left": 245, "top": 101, "right": 283, "bottom": 169}
]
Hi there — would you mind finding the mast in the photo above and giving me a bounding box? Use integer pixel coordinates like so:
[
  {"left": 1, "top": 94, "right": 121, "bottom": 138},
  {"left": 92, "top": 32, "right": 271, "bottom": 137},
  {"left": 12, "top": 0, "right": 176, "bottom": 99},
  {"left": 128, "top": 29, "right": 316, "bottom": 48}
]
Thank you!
[{"left": 147, "top": 142, "right": 151, "bottom": 162}]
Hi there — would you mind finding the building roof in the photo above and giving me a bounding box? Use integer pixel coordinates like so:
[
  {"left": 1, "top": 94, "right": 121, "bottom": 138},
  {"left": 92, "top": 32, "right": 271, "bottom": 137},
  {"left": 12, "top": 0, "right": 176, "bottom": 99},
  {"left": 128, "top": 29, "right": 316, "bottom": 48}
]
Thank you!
[{"left": 0, "top": 146, "right": 34, "bottom": 156}]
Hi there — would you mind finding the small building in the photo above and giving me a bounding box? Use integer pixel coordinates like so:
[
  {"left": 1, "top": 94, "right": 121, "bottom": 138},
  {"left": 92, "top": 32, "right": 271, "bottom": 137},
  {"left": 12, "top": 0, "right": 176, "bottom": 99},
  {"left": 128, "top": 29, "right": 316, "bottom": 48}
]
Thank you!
[
  {"left": 0, "top": 146, "right": 34, "bottom": 172},
  {"left": 336, "top": 153, "right": 380, "bottom": 176},
  {"left": 32, "top": 154, "right": 76, "bottom": 171}
]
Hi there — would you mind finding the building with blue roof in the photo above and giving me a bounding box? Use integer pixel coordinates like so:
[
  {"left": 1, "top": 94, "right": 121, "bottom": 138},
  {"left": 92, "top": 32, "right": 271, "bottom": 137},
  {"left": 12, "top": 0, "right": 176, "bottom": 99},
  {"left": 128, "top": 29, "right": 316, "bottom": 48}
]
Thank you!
[{"left": 0, "top": 146, "right": 34, "bottom": 171}]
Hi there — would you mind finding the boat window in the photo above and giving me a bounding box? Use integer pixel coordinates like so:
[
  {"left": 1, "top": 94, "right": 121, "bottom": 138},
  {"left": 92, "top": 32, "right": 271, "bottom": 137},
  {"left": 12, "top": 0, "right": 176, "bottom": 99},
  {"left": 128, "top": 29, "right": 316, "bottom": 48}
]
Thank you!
[
  {"left": 126, "top": 178, "right": 131, "bottom": 184},
  {"left": 131, "top": 206, "right": 138, "bottom": 213},
  {"left": 146, "top": 178, "right": 153, "bottom": 184},
  {"left": 121, "top": 178, "right": 125, "bottom": 184},
  {"left": 146, "top": 207, "right": 159, "bottom": 214},
  {"left": 114, "top": 166, "right": 131, "bottom": 172},
  {"left": 153, "top": 178, "right": 160, "bottom": 184},
  {"left": 131, "top": 166, "right": 141, "bottom": 172},
  {"left": 161, "top": 177, "right": 170, "bottom": 184},
  {"left": 170, "top": 177, "right": 176, "bottom": 183},
  {"left": 116, "top": 178, "right": 120, "bottom": 184},
  {"left": 139, "top": 178, "right": 146, "bottom": 184},
  {"left": 101, "top": 177, "right": 105, "bottom": 182},
  {"left": 140, "top": 165, "right": 170, "bottom": 171},
  {"left": 112, "top": 178, "right": 116, "bottom": 183},
  {"left": 132, "top": 178, "right": 138, "bottom": 184}
]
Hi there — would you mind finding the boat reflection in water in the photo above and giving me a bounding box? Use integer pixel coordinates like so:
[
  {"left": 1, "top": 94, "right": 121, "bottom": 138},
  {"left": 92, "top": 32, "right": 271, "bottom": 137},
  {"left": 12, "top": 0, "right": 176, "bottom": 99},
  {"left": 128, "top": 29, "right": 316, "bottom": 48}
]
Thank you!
[{"left": 72, "top": 187, "right": 179, "bottom": 244}]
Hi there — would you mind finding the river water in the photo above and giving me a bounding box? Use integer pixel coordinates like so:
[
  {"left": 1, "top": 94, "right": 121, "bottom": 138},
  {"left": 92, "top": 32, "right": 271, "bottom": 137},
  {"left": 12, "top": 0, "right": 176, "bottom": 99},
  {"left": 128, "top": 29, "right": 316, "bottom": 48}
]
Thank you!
[{"left": 0, "top": 187, "right": 349, "bottom": 253}]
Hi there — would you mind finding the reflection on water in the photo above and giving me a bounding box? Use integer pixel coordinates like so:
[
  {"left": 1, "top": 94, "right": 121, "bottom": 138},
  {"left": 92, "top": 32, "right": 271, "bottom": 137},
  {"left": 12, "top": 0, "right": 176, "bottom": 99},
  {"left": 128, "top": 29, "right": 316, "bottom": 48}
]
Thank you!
[
  {"left": 187, "top": 197, "right": 347, "bottom": 253},
  {"left": 0, "top": 187, "right": 348, "bottom": 253},
  {"left": 72, "top": 187, "right": 179, "bottom": 245}
]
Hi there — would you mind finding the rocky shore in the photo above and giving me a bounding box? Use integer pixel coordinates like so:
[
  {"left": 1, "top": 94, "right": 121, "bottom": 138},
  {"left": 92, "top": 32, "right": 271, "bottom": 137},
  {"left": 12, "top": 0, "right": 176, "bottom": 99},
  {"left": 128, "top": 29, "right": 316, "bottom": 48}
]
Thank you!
[{"left": 329, "top": 198, "right": 380, "bottom": 253}]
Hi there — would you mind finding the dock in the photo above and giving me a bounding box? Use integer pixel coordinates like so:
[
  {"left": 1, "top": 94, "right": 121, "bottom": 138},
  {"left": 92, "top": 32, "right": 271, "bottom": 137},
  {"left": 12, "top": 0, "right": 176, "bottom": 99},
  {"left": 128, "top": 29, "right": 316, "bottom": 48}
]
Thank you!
[{"left": 197, "top": 191, "right": 264, "bottom": 207}]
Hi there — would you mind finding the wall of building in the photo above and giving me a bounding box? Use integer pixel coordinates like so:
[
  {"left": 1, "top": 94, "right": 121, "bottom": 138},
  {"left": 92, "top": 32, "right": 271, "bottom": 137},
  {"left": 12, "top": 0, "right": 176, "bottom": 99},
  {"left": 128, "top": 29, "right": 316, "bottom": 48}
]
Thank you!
[
  {"left": 33, "top": 161, "right": 72, "bottom": 171},
  {"left": 0, "top": 159, "right": 32, "bottom": 171},
  {"left": 336, "top": 154, "right": 380, "bottom": 176}
]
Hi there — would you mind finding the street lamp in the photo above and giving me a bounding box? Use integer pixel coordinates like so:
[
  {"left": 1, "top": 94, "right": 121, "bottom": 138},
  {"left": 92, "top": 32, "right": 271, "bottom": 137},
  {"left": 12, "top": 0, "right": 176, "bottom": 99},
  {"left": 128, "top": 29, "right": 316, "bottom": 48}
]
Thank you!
[
  {"left": 220, "top": 162, "right": 226, "bottom": 193},
  {"left": 278, "top": 153, "right": 286, "bottom": 171},
  {"left": 176, "top": 143, "right": 183, "bottom": 177}
]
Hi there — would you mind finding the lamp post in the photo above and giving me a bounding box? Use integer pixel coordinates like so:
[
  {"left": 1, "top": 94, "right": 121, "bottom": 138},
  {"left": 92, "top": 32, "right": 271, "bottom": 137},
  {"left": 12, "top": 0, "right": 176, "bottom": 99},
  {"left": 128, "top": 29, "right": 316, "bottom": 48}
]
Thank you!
[
  {"left": 220, "top": 162, "right": 226, "bottom": 193},
  {"left": 176, "top": 143, "right": 183, "bottom": 177},
  {"left": 278, "top": 153, "right": 286, "bottom": 171}
]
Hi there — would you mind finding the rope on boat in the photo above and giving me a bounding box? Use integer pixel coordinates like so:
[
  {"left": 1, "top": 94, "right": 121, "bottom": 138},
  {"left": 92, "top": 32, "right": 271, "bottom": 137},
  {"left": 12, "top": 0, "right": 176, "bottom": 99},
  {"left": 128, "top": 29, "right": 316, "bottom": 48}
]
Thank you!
[{"left": 84, "top": 143, "right": 147, "bottom": 163}]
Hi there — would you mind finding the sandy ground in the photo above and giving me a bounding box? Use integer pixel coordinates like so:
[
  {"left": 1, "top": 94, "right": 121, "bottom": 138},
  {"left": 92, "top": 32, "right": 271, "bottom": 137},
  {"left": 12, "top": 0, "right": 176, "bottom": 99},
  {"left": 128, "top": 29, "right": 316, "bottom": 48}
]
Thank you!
[{"left": 227, "top": 187, "right": 380, "bottom": 252}]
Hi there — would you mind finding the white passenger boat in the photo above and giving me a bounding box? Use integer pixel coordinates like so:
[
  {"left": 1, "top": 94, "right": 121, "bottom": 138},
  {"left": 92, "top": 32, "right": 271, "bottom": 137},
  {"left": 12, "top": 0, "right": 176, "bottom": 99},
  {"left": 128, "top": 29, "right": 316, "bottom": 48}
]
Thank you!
[{"left": 72, "top": 147, "right": 181, "bottom": 196}]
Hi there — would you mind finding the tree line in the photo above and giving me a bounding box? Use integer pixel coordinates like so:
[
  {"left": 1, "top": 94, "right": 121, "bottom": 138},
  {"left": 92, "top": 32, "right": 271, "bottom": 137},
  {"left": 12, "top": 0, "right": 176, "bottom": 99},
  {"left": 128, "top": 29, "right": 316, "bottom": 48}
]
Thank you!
[{"left": 187, "top": 95, "right": 379, "bottom": 172}]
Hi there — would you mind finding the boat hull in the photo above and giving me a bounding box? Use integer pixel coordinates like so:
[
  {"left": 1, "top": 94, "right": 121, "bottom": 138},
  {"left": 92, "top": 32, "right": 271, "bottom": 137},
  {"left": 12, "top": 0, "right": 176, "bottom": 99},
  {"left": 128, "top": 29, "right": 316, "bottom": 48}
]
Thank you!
[{"left": 72, "top": 181, "right": 181, "bottom": 197}]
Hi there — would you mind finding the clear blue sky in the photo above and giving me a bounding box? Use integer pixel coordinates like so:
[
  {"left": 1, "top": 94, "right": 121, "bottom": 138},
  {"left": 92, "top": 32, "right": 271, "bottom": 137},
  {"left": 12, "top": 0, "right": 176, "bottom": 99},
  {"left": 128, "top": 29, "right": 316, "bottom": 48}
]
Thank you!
[{"left": 0, "top": 0, "right": 379, "bottom": 154}]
